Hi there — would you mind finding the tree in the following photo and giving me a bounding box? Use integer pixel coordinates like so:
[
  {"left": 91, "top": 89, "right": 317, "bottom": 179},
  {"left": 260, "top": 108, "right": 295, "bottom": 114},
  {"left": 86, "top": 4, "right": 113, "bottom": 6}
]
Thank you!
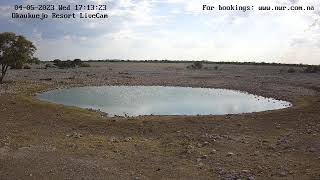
[
  {"left": 73, "top": 58, "right": 82, "bottom": 66},
  {"left": 0, "top": 32, "right": 36, "bottom": 83},
  {"left": 193, "top": 61, "right": 203, "bottom": 69},
  {"left": 31, "top": 57, "right": 41, "bottom": 65}
]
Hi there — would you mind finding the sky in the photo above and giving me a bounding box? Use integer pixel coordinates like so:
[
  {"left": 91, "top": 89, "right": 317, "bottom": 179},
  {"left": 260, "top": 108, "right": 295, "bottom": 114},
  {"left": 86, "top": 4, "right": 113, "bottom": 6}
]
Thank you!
[{"left": 0, "top": 0, "right": 320, "bottom": 64}]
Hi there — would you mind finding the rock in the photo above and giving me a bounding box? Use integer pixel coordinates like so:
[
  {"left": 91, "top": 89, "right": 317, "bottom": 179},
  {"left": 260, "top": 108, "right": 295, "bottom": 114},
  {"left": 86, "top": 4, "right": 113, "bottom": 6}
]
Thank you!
[
  {"left": 40, "top": 78, "right": 52, "bottom": 81},
  {"left": 134, "top": 177, "right": 140, "bottom": 180},
  {"left": 124, "top": 137, "right": 133, "bottom": 142},
  {"left": 309, "top": 148, "right": 316, "bottom": 152},
  {"left": 203, "top": 141, "right": 209, "bottom": 146},
  {"left": 187, "top": 145, "right": 194, "bottom": 149},
  {"left": 110, "top": 137, "right": 120, "bottom": 143},
  {"left": 279, "top": 171, "right": 288, "bottom": 177},
  {"left": 67, "top": 132, "right": 82, "bottom": 138},
  {"left": 241, "top": 170, "right": 250, "bottom": 173},
  {"left": 197, "top": 143, "right": 203, "bottom": 148},
  {"left": 210, "top": 149, "right": 217, "bottom": 154},
  {"left": 201, "top": 155, "right": 208, "bottom": 159},
  {"left": 196, "top": 162, "right": 204, "bottom": 167},
  {"left": 227, "top": 152, "right": 235, "bottom": 156}
]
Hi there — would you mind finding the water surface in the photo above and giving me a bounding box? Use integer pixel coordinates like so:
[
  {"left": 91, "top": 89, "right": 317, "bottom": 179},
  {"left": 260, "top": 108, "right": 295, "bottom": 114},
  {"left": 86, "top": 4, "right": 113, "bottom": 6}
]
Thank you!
[{"left": 37, "top": 86, "right": 291, "bottom": 116}]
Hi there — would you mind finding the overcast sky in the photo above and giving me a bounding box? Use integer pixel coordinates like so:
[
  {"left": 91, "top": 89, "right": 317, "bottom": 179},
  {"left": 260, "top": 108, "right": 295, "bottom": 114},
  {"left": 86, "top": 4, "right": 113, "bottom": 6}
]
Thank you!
[{"left": 0, "top": 0, "right": 319, "bottom": 64}]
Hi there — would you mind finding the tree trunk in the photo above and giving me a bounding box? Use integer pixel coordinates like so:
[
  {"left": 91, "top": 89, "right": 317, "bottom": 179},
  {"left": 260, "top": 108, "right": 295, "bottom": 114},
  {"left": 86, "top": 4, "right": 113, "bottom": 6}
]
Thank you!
[
  {"left": 0, "top": 74, "right": 4, "bottom": 83},
  {"left": 0, "top": 65, "right": 8, "bottom": 84}
]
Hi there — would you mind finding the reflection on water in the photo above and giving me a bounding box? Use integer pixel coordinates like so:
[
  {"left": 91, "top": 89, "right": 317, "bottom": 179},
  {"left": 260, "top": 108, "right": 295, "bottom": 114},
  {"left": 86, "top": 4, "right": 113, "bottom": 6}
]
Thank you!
[{"left": 37, "top": 86, "right": 291, "bottom": 117}]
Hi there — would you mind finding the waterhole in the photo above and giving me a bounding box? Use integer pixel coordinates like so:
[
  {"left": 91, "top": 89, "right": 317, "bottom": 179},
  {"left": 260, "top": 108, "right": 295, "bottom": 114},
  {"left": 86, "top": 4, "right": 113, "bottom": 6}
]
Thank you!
[{"left": 37, "top": 86, "right": 291, "bottom": 117}]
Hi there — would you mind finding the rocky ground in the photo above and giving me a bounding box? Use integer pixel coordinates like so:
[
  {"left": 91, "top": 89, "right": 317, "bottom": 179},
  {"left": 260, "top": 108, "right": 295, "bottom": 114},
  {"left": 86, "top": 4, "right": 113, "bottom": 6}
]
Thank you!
[{"left": 0, "top": 62, "right": 319, "bottom": 180}]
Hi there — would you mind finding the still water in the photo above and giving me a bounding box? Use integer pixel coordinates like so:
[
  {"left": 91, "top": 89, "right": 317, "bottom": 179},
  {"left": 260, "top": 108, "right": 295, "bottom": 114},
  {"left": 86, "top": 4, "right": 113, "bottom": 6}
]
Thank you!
[{"left": 37, "top": 86, "right": 291, "bottom": 117}]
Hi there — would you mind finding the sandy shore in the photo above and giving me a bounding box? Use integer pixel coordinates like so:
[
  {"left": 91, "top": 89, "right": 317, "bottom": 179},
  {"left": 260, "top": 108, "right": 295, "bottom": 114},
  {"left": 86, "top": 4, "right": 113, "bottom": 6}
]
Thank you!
[{"left": 0, "top": 62, "right": 319, "bottom": 179}]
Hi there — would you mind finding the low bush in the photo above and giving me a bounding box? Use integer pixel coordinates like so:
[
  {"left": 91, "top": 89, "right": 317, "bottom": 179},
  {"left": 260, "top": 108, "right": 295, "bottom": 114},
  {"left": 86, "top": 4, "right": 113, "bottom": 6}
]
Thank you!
[
  {"left": 287, "top": 68, "right": 296, "bottom": 73},
  {"left": 52, "top": 59, "right": 90, "bottom": 68},
  {"left": 187, "top": 61, "right": 203, "bottom": 70},
  {"left": 45, "top": 63, "right": 55, "bottom": 68},
  {"left": 80, "top": 63, "right": 91, "bottom": 67},
  {"left": 10, "top": 63, "right": 23, "bottom": 69},
  {"left": 304, "top": 65, "right": 319, "bottom": 73},
  {"left": 23, "top": 65, "right": 31, "bottom": 69}
]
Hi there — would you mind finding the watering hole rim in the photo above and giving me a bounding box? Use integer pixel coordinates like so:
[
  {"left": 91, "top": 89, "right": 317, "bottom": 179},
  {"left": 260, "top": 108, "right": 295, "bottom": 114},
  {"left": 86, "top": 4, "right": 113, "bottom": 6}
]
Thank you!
[{"left": 35, "top": 85, "right": 293, "bottom": 117}]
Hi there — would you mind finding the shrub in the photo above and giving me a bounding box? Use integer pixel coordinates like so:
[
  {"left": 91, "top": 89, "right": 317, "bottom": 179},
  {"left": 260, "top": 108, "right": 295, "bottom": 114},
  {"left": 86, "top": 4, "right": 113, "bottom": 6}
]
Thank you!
[
  {"left": 23, "top": 65, "right": 31, "bottom": 69},
  {"left": 45, "top": 63, "right": 55, "bottom": 68},
  {"left": 193, "top": 61, "right": 203, "bottom": 69},
  {"left": 10, "top": 62, "right": 23, "bottom": 69},
  {"left": 304, "top": 65, "right": 319, "bottom": 73},
  {"left": 73, "top": 58, "right": 82, "bottom": 66},
  {"left": 79, "top": 63, "right": 91, "bottom": 67},
  {"left": 53, "top": 58, "right": 91, "bottom": 68},
  {"left": 187, "top": 61, "right": 203, "bottom": 70},
  {"left": 287, "top": 68, "right": 296, "bottom": 73},
  {"left": 53, "top": 59, "right": 61, "bottom": 66},
  {"left": 31, "top": 57, "right": 41, "bottom": 65},
  {"left": 53, "top": 59, "right": 75, "bottom": 69}
]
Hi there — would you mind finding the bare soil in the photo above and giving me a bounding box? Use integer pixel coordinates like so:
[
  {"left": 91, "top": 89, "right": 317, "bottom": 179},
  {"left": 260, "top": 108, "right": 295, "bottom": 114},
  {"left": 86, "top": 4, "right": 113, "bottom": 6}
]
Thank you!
[{"left": 0, "top": 62, "right": 319, "bottom": 180}]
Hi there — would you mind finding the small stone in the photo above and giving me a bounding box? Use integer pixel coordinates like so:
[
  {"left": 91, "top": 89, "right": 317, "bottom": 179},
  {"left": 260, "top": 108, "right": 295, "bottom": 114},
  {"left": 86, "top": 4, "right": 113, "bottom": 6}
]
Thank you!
[
  {"left": 242, "top": 169, "right": 250, "bottom": 173},
  {"left": 134, "top": 177, "right": 140, "bottom": 180},
  {"left": 201, "top": 155, "right": 208, "bottom": 159},
  {"left": 210, "top": 149, "right": 217, "bottom": 154},
  {"left": 110, "top": 137, "right": 119, "bottom": 143},
  {"left": 124, "top": 137, "right": 133, "bottom": 142},
  {"left": 196, "top": 162, "right": 204, "bottom": 167},
  {"left": 309, "top": 148, "right": 316, "bottom": 152},
  {"left": 279, "top": 171, "right": 287, "bottom": 177},
  {"left": 67, "top": 132, "right": 82, "bottom": 138},
  {"left": 187, "top": 145, "right": 194, "bottom": 149},
  {"left": 227, "top": 152, "right": 235, "bottom": 156},
  {"left": 203, "top": 141, "right": 209, "bottom": 146}
]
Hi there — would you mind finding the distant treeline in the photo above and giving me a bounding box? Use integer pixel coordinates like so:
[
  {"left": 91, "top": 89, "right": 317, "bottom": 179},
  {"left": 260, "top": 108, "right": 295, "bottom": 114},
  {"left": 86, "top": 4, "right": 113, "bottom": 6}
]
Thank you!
[{"left": 48, "top": 59, "right": 318, "bottom": 67}]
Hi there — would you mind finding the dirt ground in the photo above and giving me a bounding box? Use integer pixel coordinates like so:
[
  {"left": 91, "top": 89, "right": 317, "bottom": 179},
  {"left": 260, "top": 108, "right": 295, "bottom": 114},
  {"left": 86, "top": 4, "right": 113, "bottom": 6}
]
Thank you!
[{"left": 0, "top": 62, "right": 319, "bottom": 180}]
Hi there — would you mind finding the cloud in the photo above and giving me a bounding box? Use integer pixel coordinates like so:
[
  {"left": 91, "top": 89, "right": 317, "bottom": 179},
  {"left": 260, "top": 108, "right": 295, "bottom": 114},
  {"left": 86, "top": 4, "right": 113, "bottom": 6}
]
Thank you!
[{"left": 0, "top": 0, "right": 319, "bottom": 64}]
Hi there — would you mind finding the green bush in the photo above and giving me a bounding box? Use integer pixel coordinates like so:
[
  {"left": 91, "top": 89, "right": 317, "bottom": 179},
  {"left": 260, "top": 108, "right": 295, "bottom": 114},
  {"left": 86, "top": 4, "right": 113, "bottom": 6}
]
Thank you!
[
  {"left": 73, "top": 58, "right": 82, "bottom": 66},
  {"left": 10, "top": 63, "right": 23, "bottom": 69},
  {"left": 53, "top": 59, "right": 75, "bottom": 69},
  {"left": 193, "top": 61, "right": 203, "bottom": 69},
  {"left": 31, "top": 57, "right": 41, "bottom": 65},
  {"left": 187, "top": 61, "right": 203, "bottom": 70},
  {"left": 304, "top": 65, "right": 319, "bottom": 73},
  {"left": 287, "top": 68, "right": 296, "bottom": 73},
  {"left": 45, "top": 63, "right": 55, "bottom": 68},
  {"left": 23, "top": 65, "right": 31, "bottom": 69},
  {"left": 52, "top": 59, "right": 89, "bottom": 68},
  {"left": 80, "top": 63, "right": 91, "bottom": 67}
]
